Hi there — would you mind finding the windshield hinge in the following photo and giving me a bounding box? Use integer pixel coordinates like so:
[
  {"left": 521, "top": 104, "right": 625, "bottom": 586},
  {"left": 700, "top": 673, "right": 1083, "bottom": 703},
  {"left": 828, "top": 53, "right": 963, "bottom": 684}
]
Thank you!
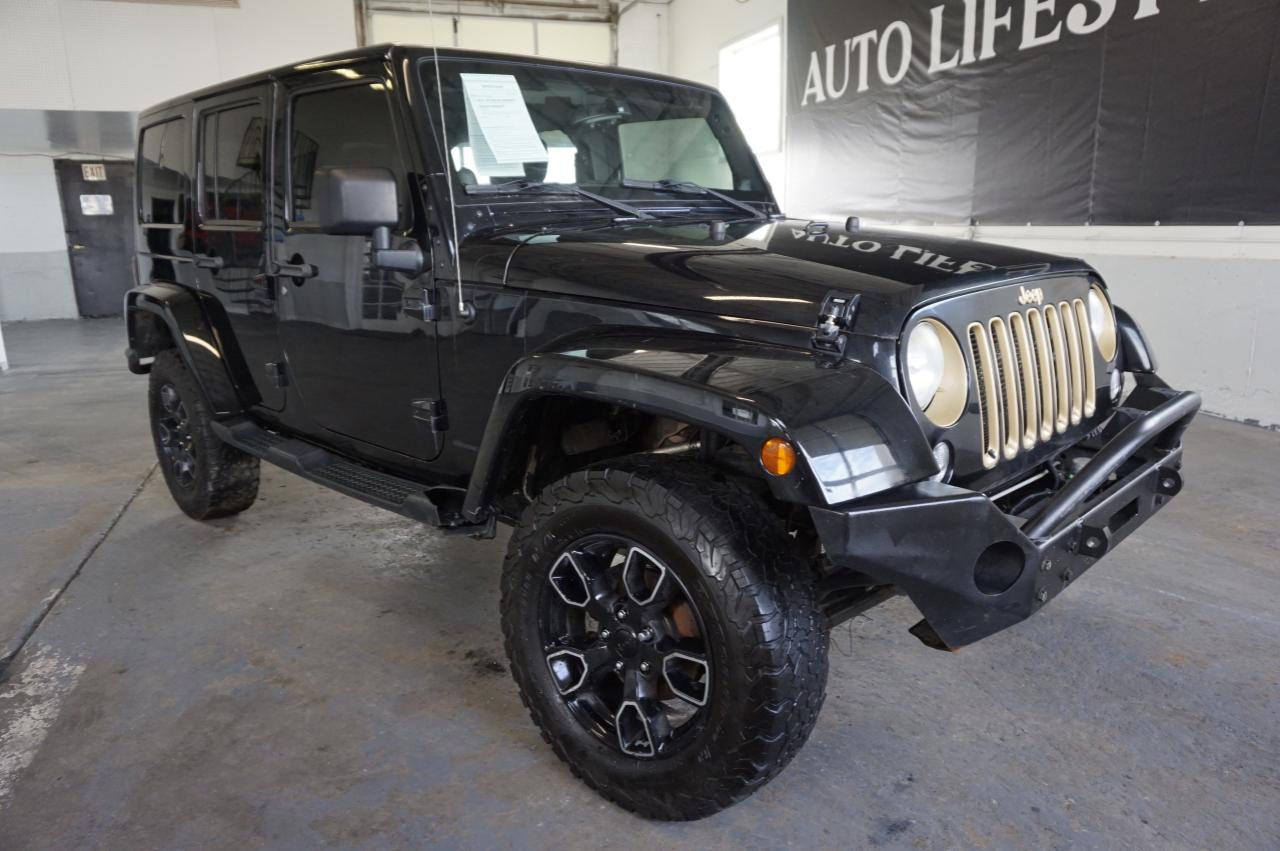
[
  {"left": 412, "top": 397, "right": 449, "bottom": 456},
  {"left": 412, "top": 398, "right": 448, "bottom": 433},
  {"left": 811, "top": 292, "right": 860, "bottom": 362},
  {"left": 265, "top": 361, "right": 289, "bottom": 388}
]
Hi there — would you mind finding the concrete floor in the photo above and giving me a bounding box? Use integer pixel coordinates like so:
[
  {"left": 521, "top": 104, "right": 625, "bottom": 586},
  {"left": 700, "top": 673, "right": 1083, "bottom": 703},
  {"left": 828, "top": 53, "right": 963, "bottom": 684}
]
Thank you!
[{"left": 1, "top": 319, "right": 1278, "bottom": 850}]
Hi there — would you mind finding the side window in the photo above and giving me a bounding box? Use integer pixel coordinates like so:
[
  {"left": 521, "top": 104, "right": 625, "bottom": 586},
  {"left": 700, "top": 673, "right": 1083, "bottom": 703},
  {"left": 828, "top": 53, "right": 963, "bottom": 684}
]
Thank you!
[
  {"left": 289, "top": 83, "right": 405, "bottom": 226},
  {"left": 200, "top": 103, "right": 265, "bottom": 223},
  {"left": 618, "top": 117, "right": 733, "bottom": 189},
  {"left": 138, "top": 117, "right": 191, "bottom": 225}
]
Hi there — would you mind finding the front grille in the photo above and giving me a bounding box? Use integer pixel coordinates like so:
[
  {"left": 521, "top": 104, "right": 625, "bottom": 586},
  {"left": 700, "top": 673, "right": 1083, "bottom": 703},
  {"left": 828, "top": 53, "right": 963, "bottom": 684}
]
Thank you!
[{"left": 968, "top": 299, "right": 1096, "bottom": 469}]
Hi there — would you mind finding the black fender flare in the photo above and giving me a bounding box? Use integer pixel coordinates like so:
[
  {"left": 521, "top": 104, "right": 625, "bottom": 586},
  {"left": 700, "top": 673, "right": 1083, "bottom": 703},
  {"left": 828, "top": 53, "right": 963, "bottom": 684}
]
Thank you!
[
  {"left": 461, "top": 333, "right": 936, "bottom": 519},
  {"left": 1114, "top": 305, "right": 1158, "bottom": 373},
  {"left": 124, "top": 283, "right": 243, "bottom": 416}
]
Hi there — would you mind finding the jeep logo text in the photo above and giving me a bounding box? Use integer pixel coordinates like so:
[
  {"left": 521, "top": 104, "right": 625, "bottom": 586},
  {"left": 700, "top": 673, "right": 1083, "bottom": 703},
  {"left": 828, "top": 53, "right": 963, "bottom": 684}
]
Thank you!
[{"left": 1017, "top": 286, "right": 1044, "bottom": 306}]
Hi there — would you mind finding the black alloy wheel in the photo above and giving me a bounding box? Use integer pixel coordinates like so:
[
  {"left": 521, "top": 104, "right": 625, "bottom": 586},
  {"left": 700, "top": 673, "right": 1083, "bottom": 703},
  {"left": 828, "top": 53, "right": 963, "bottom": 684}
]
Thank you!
[
  {"left": 541, "top": 534, "right": 712, "bottom": 759},
  {"left": 147, "top": 350, "right": 260, "bottom": 520},
  {"left": 155, "top": 382, "right": 197, "bottom": 488},
  {"left": 502, "top": 457, "right": 829, "bottom": 820}
]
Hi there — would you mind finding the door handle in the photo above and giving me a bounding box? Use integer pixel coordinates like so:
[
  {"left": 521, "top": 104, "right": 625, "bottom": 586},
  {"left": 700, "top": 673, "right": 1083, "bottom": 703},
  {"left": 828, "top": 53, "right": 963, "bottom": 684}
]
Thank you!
[
  {"left": 70, "top": 243, "right": 86, "bottom": 251},
  {"left": 271, "top": 259, "right": 318, "bottom": 280},
  {"left": 194, "top": 253, "right": 223, "bottom": 270}
]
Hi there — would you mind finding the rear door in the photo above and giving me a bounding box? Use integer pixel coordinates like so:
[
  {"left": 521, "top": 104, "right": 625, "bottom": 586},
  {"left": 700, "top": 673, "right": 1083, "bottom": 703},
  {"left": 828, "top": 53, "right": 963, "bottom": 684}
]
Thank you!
[
  {"left": 55, "top": 159, "right": 135, "bottom": 317},
  {"left": 274, "top": 74, "right": 441, "bottom": 460},
  {"left": 192, "top": 85, "right": 286, "bottom": 411}
]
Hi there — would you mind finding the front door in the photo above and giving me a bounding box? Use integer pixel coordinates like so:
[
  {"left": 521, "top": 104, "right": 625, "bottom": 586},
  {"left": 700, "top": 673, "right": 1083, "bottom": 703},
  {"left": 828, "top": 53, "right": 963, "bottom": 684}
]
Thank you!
[
  {"left": 274, "top": 75, "right": 441, "bottom": 461},
  {"left": 55, "top": 159, "right": 135, "bottom": 317}
]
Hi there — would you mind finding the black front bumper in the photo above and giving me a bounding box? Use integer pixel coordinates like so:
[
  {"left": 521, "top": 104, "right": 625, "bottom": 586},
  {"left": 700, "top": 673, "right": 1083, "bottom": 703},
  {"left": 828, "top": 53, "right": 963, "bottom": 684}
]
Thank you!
[{"left": 811, "top": 381, "right": 1201, "bottom": 649}]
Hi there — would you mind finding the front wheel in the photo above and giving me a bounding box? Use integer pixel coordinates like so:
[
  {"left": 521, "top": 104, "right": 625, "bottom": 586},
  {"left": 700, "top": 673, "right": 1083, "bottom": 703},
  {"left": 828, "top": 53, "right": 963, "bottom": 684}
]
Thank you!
[{"left": 501, "top": 458, "right": 828, "bottom": 820}]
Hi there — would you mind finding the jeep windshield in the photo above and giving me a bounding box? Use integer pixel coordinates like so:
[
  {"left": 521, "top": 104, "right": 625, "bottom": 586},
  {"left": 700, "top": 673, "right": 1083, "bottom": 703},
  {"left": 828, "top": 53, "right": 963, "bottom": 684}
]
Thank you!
[{"left": 422, "top": 57, "right": 772, "bottom": 218}]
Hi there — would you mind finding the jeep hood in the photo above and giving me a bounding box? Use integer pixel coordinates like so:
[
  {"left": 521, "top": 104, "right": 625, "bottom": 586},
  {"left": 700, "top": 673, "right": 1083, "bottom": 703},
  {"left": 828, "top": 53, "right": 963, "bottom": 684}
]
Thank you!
[{"left": 464, "top": 218, "right": 1092, "bottom": 339}]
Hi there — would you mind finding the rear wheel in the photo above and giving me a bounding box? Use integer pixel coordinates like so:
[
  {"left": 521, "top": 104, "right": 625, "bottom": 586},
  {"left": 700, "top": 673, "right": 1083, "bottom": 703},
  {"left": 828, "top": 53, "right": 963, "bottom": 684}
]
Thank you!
[
  {"left": 501, "top": 457, "right": 828, "bottom": 820},
  {"left": 148, "top": 350, "right": 259, "bottom": 520}
]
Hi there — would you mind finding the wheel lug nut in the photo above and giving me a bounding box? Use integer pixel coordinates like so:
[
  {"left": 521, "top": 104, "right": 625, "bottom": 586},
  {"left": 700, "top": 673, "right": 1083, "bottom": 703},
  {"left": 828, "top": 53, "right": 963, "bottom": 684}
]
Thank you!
[
  {"left": 615, "top": 606, "right": 628, "bottom": 620},
  {"left": 600, "top": 629, "right": 611, "bottom": 640},
  {"left": 637, "top": 628, "right": 653, "bottom": 642},
  {"left": 614, "top": 660, "right": 625, "bottom": 673},
  {"left": 639, "top": 661, "right": 652, "bottom": 674}
]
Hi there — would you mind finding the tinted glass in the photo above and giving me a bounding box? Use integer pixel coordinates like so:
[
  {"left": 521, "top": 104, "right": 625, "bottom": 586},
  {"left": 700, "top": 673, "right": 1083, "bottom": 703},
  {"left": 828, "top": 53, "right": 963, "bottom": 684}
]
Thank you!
[
  {"left": 424, "top": 59, "right": 766, "bottom": 199},
  {"left": 201, "top": 103, "right": 265, "bottom": 222},
  {"left": 289, "top": 83, "right": 405, "bottom": 226},
  {"left": 138, "top": 117, "right": 190, "bottom": 225}
]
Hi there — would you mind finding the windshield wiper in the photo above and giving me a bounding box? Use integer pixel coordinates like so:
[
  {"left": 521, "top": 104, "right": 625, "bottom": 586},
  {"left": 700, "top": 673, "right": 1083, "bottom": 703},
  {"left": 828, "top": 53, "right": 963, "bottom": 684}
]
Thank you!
[
  {"left": 621, "top": 178, "right": 766, "bottom": 220},
  {"left": 464, "top": 179, "right": 654, "bottom": 220}
]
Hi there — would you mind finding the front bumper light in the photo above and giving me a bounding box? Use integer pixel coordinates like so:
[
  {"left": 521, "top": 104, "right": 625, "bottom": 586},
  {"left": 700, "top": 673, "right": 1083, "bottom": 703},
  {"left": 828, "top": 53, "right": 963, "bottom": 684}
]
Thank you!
[{"left": 907, "top": 319, "right": 967, "bottom": 427}]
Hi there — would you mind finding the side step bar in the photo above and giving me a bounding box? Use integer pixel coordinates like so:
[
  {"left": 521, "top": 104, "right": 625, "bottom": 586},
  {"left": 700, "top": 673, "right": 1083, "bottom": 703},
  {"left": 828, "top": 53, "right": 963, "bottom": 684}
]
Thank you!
[{"left": 211, "top": 419, "right": 493, "bottom": 536}]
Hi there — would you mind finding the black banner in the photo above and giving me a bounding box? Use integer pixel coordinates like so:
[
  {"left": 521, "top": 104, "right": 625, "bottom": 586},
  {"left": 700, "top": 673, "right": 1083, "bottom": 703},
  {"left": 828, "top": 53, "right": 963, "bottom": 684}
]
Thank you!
[{"left": 786, "top": 0, "right": 1280, "bottom": 225}]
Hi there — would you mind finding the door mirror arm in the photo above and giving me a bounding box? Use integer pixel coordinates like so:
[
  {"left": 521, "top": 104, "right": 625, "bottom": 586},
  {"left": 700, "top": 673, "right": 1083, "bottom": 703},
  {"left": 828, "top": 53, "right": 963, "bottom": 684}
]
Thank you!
[
  {"left": 313, "top": 167, "right": 424, "bottom": 275},
  {"left": 371, "top": 226, "right": 425, "bottom": 276}
]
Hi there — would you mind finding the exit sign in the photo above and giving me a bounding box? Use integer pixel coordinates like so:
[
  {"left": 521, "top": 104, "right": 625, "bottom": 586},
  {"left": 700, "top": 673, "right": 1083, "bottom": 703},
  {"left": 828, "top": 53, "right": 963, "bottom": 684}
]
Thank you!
[{"left": 81, "top": 163, "right": 107, "bottom": 181}]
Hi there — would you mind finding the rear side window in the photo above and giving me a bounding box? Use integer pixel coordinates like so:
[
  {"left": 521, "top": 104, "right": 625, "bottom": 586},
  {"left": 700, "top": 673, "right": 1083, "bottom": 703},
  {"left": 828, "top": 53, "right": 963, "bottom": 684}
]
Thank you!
[
  {"left": 289, "top": 83, "right": 405, "bottom": 226},
  {"left": 200, "top": 102, "right": 265, "bottom": 223},
  {"left": 138, "top": 117, "right": 190, "bottom": 224}
]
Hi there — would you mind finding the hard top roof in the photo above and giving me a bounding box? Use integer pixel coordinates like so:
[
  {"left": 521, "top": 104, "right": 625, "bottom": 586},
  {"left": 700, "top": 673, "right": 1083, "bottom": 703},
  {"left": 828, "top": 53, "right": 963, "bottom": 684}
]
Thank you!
[{"left": 138, "top": 43, "right": 718, "bottom": 120}]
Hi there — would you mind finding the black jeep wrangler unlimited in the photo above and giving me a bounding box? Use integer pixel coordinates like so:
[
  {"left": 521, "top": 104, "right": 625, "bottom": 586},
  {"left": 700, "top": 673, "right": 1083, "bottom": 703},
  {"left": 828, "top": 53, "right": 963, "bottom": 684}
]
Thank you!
[{"left": 125, "top": 45, "right": 1199, "bottom": 819}]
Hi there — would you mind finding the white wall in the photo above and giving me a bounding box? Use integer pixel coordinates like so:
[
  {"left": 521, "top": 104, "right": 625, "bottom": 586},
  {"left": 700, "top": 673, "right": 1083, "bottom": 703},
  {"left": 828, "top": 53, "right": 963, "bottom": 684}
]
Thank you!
[
  {"left": 617, "top": 1, "right": 667, "bottom": 74},
  {"left": 662, "top": 0, "right": 785, "bottom": 86},
  {"left": 0, "top": 0, "right": 357, "bottom": 321},
  {"left": 0, "top": 156, "right": 81, "bottom": 320},
  {"left": 370, "top": 12, "right": 612, "bottom": 65},
  {"left": 0, "top": 0, "right": 357, "bottom": 112}
]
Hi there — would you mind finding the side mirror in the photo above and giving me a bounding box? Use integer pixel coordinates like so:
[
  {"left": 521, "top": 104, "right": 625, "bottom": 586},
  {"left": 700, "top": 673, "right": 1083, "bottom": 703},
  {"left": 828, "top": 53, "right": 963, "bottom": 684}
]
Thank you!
[
  {"left": 313, "top": 166, "right": 424, "bottom": 276},
  {"left": 314, "top": 166, "right": 399, "bottom": 235}
]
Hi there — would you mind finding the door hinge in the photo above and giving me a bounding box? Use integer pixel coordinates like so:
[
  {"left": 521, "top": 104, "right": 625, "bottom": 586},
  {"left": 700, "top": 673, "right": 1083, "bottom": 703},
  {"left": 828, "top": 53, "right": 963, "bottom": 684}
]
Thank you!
[
  {"left": 403, "top": 288, "right": 439, "bottom": 322},
  {"left": 265, "top": 361, "right": 289, "bottom": 388},
  {"left": 421, "top": 288, "right": 439, "bottom": 322},
  {"left": 411, "top": 398, "right": 448, "bottom": 433}
]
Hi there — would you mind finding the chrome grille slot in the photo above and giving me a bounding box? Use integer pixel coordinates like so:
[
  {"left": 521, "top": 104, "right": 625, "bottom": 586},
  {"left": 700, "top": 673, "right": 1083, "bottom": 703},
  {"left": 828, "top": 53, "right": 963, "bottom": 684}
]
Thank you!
[
  {"left": 1043, "top": 304, "right": 1071, "bottom": 433},
  {"left": 968, "top": 322, "right": 1002, "bottom": 469},
  {"left": 1007, "top": 312, "right": 1040, "bottom": 451},
  {"left": 988, "top": 317, "right": 1022, "bottom": 461},
  {"left": 1073, "top": 298, "right": 1097, "bottom": 417},
  {"left": 1026, "top": 308, "right": 1055, "bottom": 441},
  {"left": 1059, "top": 301, "right": 1084, "bottom": 425},
  {"left": 964, "top": 294, "right": 1098, "bottom": 469}
]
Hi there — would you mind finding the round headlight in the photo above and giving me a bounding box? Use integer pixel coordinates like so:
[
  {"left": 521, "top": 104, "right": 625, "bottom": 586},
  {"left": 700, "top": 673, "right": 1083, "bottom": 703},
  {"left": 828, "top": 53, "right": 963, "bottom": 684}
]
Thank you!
[
  {"left": 906, "top": 319, "right": 967, "bottom": 427},
  {"left": 906, "top": 321, "right": 945, "bottom": 404},
  {"left": 1087, "top": 285, "right": 1118, "bottom": 361}
]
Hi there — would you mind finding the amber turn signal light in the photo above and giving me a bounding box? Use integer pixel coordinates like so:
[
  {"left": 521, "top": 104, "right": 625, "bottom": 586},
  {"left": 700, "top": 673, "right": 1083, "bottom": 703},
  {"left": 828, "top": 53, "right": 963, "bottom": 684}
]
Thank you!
[{"left": 760, "top": 437, "right": 796, "bottom": 476}]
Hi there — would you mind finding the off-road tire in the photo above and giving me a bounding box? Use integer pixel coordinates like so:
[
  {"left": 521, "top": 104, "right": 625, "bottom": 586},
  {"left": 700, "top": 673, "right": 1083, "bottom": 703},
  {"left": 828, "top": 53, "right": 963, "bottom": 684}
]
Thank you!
[
  {"left": 148, "top": 349, "right": 259, "bottom": 520},
  {"left": 501, "top": 456, "right": 829, "bottom": 820}
]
